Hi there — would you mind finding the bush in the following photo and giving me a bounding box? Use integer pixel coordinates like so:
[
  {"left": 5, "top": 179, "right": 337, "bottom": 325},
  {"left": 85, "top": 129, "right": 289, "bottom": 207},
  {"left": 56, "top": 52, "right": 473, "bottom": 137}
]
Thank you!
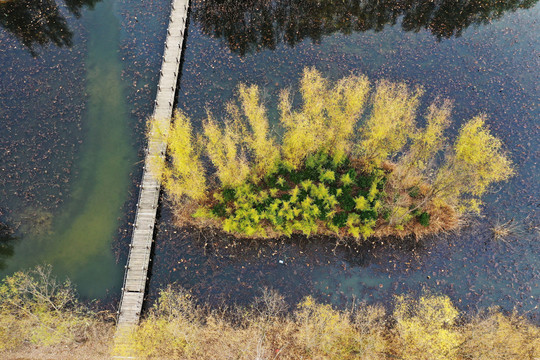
[
  {"left": 460, "top": 310, "right": 540, "bottom": 359},
  {"left": 417, "top": 211, "right": 430, "bottom": 227},
  {"left": 129, "top": 288, "right": 538, "bottom": 360},
  {"left": 212, "top": 156, "right": 385, "bottom": 238},
  {"left": 2, "top": 276, "right": 539, "bottom": 360},
  {"left": 0, "top": 266, "right": 110, "bottom": 352},
  {"left": 394, "top": 293, "right": 461, "bottom": 360}
]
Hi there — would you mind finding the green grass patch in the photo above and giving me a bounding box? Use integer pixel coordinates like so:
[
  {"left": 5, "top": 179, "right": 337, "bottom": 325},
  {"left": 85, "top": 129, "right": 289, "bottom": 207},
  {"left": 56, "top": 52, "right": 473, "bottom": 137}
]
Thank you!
[{"left": 202, "top": 152, "right": 394, "bottom": 239}]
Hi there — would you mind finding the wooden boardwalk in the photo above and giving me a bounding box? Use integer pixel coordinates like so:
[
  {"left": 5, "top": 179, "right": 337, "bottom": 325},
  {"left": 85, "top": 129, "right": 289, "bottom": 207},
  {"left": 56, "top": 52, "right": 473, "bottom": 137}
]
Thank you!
[{"left": 113, "top": 0, "right": 189, "bottom": 357}]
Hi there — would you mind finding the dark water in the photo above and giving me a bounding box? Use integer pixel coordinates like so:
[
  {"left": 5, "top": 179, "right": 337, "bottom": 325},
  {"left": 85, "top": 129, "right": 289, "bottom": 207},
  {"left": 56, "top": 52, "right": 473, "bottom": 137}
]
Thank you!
[
  {"left": 1, "top": 0, "right": 538, "bottom": 316},
  {"left": 149, "top": 0, "right": 539, "bottom": 317}
]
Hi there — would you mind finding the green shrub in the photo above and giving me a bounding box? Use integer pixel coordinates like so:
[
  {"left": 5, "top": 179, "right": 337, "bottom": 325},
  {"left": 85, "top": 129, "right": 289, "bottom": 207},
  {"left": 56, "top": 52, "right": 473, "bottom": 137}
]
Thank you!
[
  {"left": 417, "top": 212, "right": 430, "bottom": 227},
  {"left": 408, "top": 186, "right": 420, "bottom": 198}
]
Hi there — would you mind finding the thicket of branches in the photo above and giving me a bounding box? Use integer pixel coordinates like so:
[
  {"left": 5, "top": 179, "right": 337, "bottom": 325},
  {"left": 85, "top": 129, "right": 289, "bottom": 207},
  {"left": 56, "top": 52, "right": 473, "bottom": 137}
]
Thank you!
[
  {"left": 126, "top": 286, "right": 539, "bottom": 360},
  {"left": 1, "top": 269, "right": 538, "bottom": 359},
  {"left": 0, "top": 266, "right": 112, "bottom": 357},
  {"left": 152, "top": 67, "right": 513, "bottom": 240}
]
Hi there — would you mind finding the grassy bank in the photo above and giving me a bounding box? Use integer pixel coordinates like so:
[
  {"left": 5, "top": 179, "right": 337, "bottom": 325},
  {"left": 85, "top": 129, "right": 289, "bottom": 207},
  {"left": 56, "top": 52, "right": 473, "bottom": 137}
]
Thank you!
[{"left": 1, "top": 268, "right": 538, "bottom": 359}]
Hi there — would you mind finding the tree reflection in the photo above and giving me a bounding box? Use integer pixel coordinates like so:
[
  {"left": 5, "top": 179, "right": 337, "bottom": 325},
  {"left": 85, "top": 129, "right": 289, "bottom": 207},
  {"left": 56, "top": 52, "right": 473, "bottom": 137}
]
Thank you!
[
  {"left": 0, "top": 222, "right": 16, "bottom": 271},
  {"left": 0, "top": 0, "right": 100, "bottom": 56},
  {"left": 64, "top": 0, "right": 100, "bottom": 18},
  {"left": 193, "top": 0, "right": 538, "bottom": 55}
]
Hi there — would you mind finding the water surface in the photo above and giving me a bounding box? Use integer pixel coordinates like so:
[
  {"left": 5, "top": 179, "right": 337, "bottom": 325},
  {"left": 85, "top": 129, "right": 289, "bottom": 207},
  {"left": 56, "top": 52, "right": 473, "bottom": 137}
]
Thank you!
[
  {"left": 149, "top": 0, "right": 539, "bottom": 316},
  {"left": 0, "top": 0, "right": 136, "bottom": 298},
  {"left": 1, "top": 0, "right": 537, "bottom": 314}
]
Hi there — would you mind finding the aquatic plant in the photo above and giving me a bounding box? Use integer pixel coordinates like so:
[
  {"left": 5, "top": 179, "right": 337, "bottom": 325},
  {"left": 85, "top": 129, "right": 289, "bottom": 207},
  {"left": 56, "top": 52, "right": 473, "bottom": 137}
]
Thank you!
[
  {"left": 490, "top": 217, "right": 524, "bottom": 243},
  {"left": 0, "top": 223, "right": 15, "bottom": 271},
  {"left": 15, "top": 207, "right": 53, "bottom": 237},
  {"left": 153, "top": 68, "right": 513, "bottom": 241}
]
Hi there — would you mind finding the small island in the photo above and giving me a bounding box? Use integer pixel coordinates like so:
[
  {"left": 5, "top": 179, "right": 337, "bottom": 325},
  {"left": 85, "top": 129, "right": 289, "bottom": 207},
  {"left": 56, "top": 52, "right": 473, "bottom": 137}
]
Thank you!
[{"left": 151, "top": 67, "right": 513, "bottom": 242}]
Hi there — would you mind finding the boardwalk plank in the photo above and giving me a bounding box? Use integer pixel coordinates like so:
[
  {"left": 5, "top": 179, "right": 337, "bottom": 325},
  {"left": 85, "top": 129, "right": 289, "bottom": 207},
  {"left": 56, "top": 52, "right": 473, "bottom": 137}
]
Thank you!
[{"left": 115, "top": 0, "right": 190, "bottom": 343}]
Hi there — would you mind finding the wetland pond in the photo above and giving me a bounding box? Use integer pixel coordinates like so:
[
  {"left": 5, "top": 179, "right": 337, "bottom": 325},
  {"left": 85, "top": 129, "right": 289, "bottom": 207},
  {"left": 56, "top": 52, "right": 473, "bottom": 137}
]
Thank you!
[{"left": 1, "top": 0, "right": 539, "bottom": 317}]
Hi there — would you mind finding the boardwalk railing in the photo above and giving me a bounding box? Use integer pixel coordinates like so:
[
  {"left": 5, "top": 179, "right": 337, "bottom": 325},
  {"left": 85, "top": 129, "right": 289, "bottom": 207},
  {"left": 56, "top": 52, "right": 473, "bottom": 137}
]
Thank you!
[{"left": 115, "top": 0, "right": 190, "bottom": 334}]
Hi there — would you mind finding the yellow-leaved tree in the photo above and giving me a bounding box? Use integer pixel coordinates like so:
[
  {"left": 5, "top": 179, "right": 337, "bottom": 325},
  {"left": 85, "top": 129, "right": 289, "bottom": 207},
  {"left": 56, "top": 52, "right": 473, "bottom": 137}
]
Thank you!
[
  {"left": 0, "top": 266, "right": 108, "bottom": 352},
  {"left": 151, "top": 68, "right": 514, "bottom": 239},
  {"left": 158, "top": 111, "right": 207, "bottom": 203},
  {"left": 294, "top": 296, "right": 385, "bottom": 359},
  {"left": 432, "top": 115, "right": 514, "bottom": 212},
  {"left": 459, "top": 310, "right": 540, "bottom": 359},
  {"left": 203, "top": 112, "right": 250, "bottom": 187},
  {"left": 402, "top": 98, "right": 453, "bottom": 171},
  {"left": 230, "top": 84, "right": 281, "bottom": 180},
  {"left": 280, "top": 68, "right": 329, "bottom": 169},
  {"left": 359, "top": 80, "right": 423, "bottom": 167},
  {"left": 394, "top": 293, "right": 461, "bottom": 360},
  {"left": 325, "top": 73, "right": 371, "bottom": 164},
  {"left": 281, "top": 68, "right": 370, "bottom": 168}
]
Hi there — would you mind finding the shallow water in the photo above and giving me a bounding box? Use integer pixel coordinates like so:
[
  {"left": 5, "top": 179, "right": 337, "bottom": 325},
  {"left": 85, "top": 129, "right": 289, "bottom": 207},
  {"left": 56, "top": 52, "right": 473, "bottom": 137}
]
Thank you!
[
  {"left": 149, "top": 0, "right": 539, "bottom": 316},
  {"left": 0, "top": 0, "right": 136, "bottom": 298}
]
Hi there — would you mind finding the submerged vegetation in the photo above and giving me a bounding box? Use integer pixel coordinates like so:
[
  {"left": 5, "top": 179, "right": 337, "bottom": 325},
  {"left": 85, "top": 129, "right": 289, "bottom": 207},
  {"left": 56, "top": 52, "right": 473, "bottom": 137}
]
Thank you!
[
  {"left": 152, "top": 68, "right": 513, "bottom": 242},
  {"left": 2, "top": 268, "right": 539, "bottom": 359}
]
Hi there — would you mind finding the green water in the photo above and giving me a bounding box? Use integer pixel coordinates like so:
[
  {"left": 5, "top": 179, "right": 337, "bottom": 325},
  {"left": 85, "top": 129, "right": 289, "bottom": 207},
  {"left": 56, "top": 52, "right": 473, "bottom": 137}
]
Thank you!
[{"left": 2, "top": 0, "right": 132, "bottom": 298}]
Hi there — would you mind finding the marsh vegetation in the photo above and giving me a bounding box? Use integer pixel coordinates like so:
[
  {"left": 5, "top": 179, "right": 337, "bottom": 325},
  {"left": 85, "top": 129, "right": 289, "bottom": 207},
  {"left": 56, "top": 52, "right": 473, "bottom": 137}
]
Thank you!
[
  {"left": 2, "top": 268, "right": 538, "bottom": 359},
  {"left": 152, "top": 68, "right": 513, "bottom": 242}
]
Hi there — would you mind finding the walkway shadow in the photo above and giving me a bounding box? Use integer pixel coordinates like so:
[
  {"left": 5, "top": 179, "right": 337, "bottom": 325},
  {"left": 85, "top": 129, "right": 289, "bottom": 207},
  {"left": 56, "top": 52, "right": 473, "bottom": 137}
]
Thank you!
[{"left": 0, "top": 222, "right": 16, "bottom": 271}]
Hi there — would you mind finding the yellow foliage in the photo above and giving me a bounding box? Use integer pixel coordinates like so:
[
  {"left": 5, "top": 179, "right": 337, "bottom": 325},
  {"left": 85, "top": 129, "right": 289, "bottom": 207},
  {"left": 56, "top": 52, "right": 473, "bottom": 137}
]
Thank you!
[
  {"left": 460, "top": 310, "right": 540, "bottom": 359},
  {"left": 236, "top": 83, "right": 281, "bottom": 178},
  {"left": 295, "top": 296, "right": 352, "bottom": 357},
  {"left": 134, "top": 286, "right": 199, "bottom": 358},
  {"left": 203, "top": 113, "right": 250, "bottom": 187},
  {"left": 156, "top": 111, "right": 207, "bottom": 203},
  {"left": 394, "top": 293, "right": 461, "bottom": 360},
  {"left": 434, "top": 115, "right": 514, "bottom": 212},
  {"left": 281, "top": 67, "right": 370, "bottom": 168},
  {"left": 0, "top": 312, "right": 26, "bottom": 351},
  {"left": 0, "top": 266, "right": 110, "bottom": 352},
  {"left": 280, "top": 87, "right": 324, "bottom": 169},
  {"left": 294, "top": 296, "right": 386, "bottom": 359},
  {"left": 3, "top": 276, "right": 540, "bottom": 360},
  {"left": 150, "top": 67, "right": 514, "bottom": 239},
  {"left": 352, "top": 305, "right": 388, "bottom": 360},
  {"left": 359, "top": 79, "right": 423, "bottom": 167},
  {"left": 453, "top": 115, "right": 514, "bottom": 196},
  {"left": 135, "top": 318, "right": 191, "bottom": 358},
  {"left": 327, "top": 73, "right": 371, "bottom": 163},
  {"left": 388, "top": 205, "right": 414, "bottom": 228},
  {"left": 405, "top": 98, "right": 453, "bottom": 170}
]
